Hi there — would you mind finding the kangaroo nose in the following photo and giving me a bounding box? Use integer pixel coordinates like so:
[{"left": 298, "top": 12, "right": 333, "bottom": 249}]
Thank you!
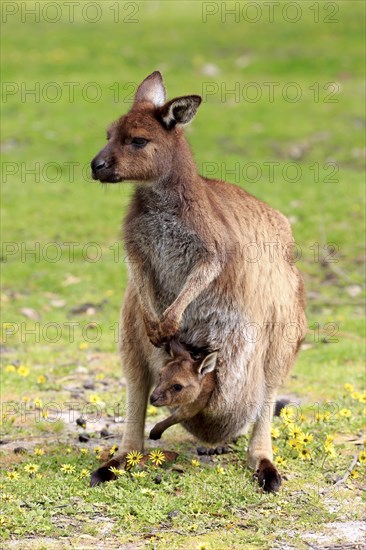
[
  {"left": 92, "top": 158, "right": 107, "bottom": 172},
  {"left": 150, "top": 394, "right": 159, "bottom": 405}
]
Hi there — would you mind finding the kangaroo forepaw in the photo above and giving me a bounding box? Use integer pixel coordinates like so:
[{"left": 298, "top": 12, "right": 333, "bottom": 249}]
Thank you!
[
  {"left": 254, "top": 459, "right": 282, "bottom": 493},
  {"left": 90, "top": 456, "right": 125, "bottom": 487},
  {"left": 149, "top": 428, "right": 162, "bottom": 440}
]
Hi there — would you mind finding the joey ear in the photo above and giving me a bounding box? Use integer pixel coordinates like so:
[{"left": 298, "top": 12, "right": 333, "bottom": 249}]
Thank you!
[
  {"left": 197, "top": 352, "right": 218, "bottom": 376},
  {"left": 160, "top": 95, "right": 202, "bottom": 130},
  {"left": 134, "top": 71, "right": 166, "bottom": 107}
]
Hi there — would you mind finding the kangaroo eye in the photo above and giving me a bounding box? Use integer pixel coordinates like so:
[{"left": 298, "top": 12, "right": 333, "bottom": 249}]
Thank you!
[
  {"left": 173, "top": 384, "right": 183, "bottom": 392},
  {"left": 131, "top": 137, "right": 149, "bottom": 148}
]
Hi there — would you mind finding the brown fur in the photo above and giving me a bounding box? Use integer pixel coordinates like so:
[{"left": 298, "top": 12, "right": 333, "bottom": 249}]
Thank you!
[
  {"left": 90, "top": 72, "right": 307, "bottom": 492},
  {"left": 149, "top": 339, "right": 217, "bottom": 440}
]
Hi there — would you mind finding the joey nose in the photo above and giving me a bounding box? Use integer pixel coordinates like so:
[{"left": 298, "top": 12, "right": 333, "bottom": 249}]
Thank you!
[{"left": 150, "top": 394, "right": 159, "bottom": 405}]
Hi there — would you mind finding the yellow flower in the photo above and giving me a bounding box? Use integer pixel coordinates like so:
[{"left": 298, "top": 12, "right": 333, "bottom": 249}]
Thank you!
[
  {"left": 344, "top": 383, "right": 354, "bottom": 392},
  {"left": 34, "top": 448, "right": 44, "bottom": 456},
  {"left": 24, "top": 463, "right": 39, "bottom": 474},
  {"left": 216, "top": 466, "right": 225, "bottom": 475},
  {"left": 95, "top": 373, "right": 105, "bottom": 381},
  {"left": 79, "top": 469, "right": 90, "bottom": 478},
  {"left": 17, "top": 365, "right": 30, "bottom": 377},
  {"left": 60, "top": 463, "right": 76, "bottom": 474},
  {"left": 288, "top": 425, "right": 302, "bottom": 439},
  {"left": 149, "top": 450, "right": 166, "bottom": 466},
  {"left": 141, "top": 488, "right": 154, "bottom": 496},
  {"left": 109, "top": 444, "right": 118, "bottom": 457},
  {"left": 147, "top": 405, "right": 158, "bottom": 416},
  {"left": 5, "top": 365, "right": 16, "bottom": 373},
  {"left": 191, "top": 459, "right": 200, "bottom": 467},
  {"left": 80, "top": 448, "right": 89, "bottom": 454},
  {"left": 275, "top": 456, "right": 287, "bottom": 467},
  {"left": 89, "top": 394, "right": 102, "bottom": 404},
  {"left": 6, "top": 471, "right": 20, "bottom": 481},
  {"left": 358, "top": 450, "right": 366, "bottom": 463},
  {"left": 131, "top": 471, "right": 146, "bottom": 479},
  {"left": 297, "top": 432, "right": 314, "bottom": 446},
  {"left": 280, "top": 406, "right": 297, "bottom": 424},
  {"left": 315, "top": 413, "right": 324, "bottom": 422},
  {"left": 34, "top": 398, "right": 43, "bottom": 409},
  {"left": 351, "top": 392, "right": 361, "bottom": 400},
  {"left": 1, "top": 493, "right": 14, "bottom": 501},
  {"left": 271, "top": 427, "right": 280, "bottom": 439},
  {"left": 298, "top": 448, "right": 311, "bottom": 461},
  {"left": 323, "top": 412, "right": 331, "bottom": 421},
  {"left": 37, "top": 375, "right": 46, "bottom": 384},
  {"left": 93, "top": 446, "right": 102, "bottom": 455},
  {"left": 109, "top": 466, "right": 125, "bottom": 477},
  {"left": 324, "top": 444, "right": 336, "bottom": 458},
  {"left": 339, "top": 408, "right": 351, "bottom": 418},
  {"left": 350, "top": 470, "right": 359, "bottom": 479},
  {"left": 79, "top": 342, "right": 88, "bottom": 350},
  {"left": 324, "top": 435, "right": 334, "bottom": 446},
  {"left": 41, "top": 410, "right": 48, "bottom": 419},
  {"left": 272, "top": 445, "right": 278, "bottom": 455},
  {"left": 360, "top": 393, "right": 366, "bottom": 404},
  {"left": 126, "top": 450, "right": 143, "bottom": 468},
  {"left": 288, "top": 438, "right": 301, "bottom": 451}
]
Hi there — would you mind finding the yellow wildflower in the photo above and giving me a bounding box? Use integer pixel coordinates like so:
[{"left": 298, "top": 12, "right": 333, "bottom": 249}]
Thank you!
[
  {"left": 34, "top": 448, "right": 44, "bottom": 456},
  {"left": 79, "top": 342, "right": 88, "bottom": 350},
  {"left": 216, "top": 466, "right": 225, "bottom": 474},
  {"left": 5, "top": 365, "right": 16, "bottom": 373},
  {"left": 93, "top": 446, "right": 102, "bottom": 455},
  {"left": 275, "top": 456, "right": 287, "bottom": 467},
  {"left": 109, "top": 466, "right": 125, "bottom": 477},
  {"left": 298, "top": 448, "right": 311, "bottom": 461},
  {"left": 324, "top": 444, "right": 336, "bottom": 458},
  {"left": 126, "top": 450, "right": 143, "bottom": 468},
  {"left": 34, "top": 398, "right": 43, "bottom": 409},
  {"left": 339, "top": 408, "right": 351, "bottom": 418},
  {"left": 24, "top": 463, "right": 39, "bottom": 474},
  {"left": 89, "top": 394, "right": 102, "bottom": 404},
  {"left": 191, "top": 459, "right": 200, "bottom": 467},
  {"left": 37, "top": 375, "right": 46, "bottom": 384},
  {"left": 297, "top": 432, "right": 314, "bottom": 446},
  {"left": 60, "top": 463, "right": 76, "bottom": 474},
  {"left": 280, "top": 406, "right": 297, "bottom": 424},
  {"left": 141, "top": 488, "right": 154, "bottom": 496},
  {"left": 131, "top": 471, "right": 146, "bottom": 479},
  {"left": 359, "top": 450, "right": 366, "bottom": 463},
  {"left": 17, "top": 365, "right": 30, "bottom": 377},
  {"left": 344, "top": 383, "right": 354, "bottom": 393},
  {"left": 95, "top": 373, "right": 105, "bottom": 381},
  {"left": 6, "top": 471, "right": 20, "bottom": 481},
  {"left": 324, "top": 435, "right": 334, "bottom": 446},
  {"left": 271, "top": 427, "right": 280, "bottom": 439},
  {"left": 147, "top": 405, "right": 158, "bottom": 417},
  {"left": 288, "top": 425, "right": 302, "bottom": 439},
  {"left": 109, "top": 444, "right": 118, "bottom": 456},
  {"left": 288, "top": 438, "right": 301, "bottom": 450},
  {"left": 79, "top": 469, "right": 90, "bottom": 478},
  {"left": 149, "top": 450, "right": 166, "bottom": 466},
  {"left": 350, "top": 470, "right": 359, "bottom": 479},
  {"left": 80, "top": 448, "right": 89, "bottom": 454}
]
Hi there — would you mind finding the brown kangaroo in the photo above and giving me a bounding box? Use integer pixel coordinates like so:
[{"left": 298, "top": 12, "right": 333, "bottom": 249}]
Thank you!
[
  {"left": 90, "top": 71, "right": 307, "bottom": 492},
  {"left": 149, "top": 339, "right": 218, "bottom": 441}
]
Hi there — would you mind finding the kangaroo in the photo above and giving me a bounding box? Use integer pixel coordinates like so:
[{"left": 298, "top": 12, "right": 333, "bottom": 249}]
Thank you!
[
  {"left": 149, "top": 339, "right": 217, "bottom": 441},
  {"left": 90, "top": 71, "right": 307, "bottom": 492}
]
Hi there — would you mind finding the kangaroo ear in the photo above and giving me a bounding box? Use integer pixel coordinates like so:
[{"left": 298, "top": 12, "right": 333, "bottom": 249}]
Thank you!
[
  {"left": 134, "top": 71, "right": 166, "bottom": 107},
  {"left": 160, "top": 95, "right": 202, "bottom": 130},
  {"left": 197, "top": 352, "right": 218, "bottom": 376}
]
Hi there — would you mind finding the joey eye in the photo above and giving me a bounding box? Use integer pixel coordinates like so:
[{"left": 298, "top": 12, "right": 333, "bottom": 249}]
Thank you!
[
  {"left": 131, "top": 137, "right": 149, "bottom": 148},
  {"left": 173, "top": 384, "right": 183, "bottom": 392}
]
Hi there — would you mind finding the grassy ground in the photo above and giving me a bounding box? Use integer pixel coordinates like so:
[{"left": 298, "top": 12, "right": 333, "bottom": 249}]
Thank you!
[{"left": 1, "top": 1, "right": 365, "bottom": 548}]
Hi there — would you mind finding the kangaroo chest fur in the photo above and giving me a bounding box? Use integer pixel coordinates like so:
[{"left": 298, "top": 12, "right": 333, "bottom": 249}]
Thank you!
[{"left": 125, "top": 188, "right": 210, "bottom": 312}]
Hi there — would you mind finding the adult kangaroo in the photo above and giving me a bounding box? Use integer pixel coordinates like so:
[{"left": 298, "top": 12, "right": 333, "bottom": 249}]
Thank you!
[{"left": 90, "top": 71, "right": 307, "bottom": 492}]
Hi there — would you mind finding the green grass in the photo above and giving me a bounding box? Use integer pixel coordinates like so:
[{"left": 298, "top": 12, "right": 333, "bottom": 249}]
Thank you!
[{"left": 1, "top": 1, "right": 365, "bottom": 548}]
